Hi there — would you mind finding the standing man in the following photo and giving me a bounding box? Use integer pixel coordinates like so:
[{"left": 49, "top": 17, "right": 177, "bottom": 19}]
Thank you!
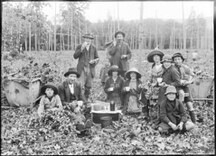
[
  {"left": 107, "top": 31, "right": 132, "bottom": 78},
  {"left": 74, "top": 33, "right": 99, "bottom": 102}
]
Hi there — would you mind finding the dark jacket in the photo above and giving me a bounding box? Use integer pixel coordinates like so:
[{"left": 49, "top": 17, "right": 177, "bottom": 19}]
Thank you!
[
  {"left": 58, "top": 81, "right": 84, "bottom": 106},
  {"left": 73, "top": 44, "right": 99, "bottom": 78},
  {"left": 104, "top": 76, "right": 124, "bottom": 101},
  {"left": 160, "top": 98, "right": 188, "bottom": 125},
  {"left": 158, "top": 65, "right": 181, "bottom": 104},
  {"left": 107, "top": 41, "right": 132, "bottom": 71}
]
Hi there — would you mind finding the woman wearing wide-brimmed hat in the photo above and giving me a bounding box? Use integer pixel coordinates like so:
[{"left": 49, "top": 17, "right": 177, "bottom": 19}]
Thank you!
[
  {"left": 104, "top": 65, "right": 124, "bottom": 110},
  {"left": 107, "top": 30, "right": 132, "bottom": 78},
  {"left": 146, "top": 47, "right": 164, "bottom": 104},
  {"left": 73, "top": 33, "right": 99, "bottom": 102},
  {"left": 122, "top": 67, "right": 147, "bottom": 114},
  {"left": 38, "top": 83, "right": 63, "bottom": 117}
]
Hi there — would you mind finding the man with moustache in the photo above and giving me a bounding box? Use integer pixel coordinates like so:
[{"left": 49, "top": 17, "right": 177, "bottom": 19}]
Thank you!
[
  {"left": 107, "top": 31, "right": 132, "bottom": 78},
  {"left": 74, "top": 33, "right": 99, "bottom": 102}
]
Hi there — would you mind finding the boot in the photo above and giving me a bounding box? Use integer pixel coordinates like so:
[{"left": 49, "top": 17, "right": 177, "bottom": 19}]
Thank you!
[{"left": 189, "top": 111, "right": 196, "bottom": 123}]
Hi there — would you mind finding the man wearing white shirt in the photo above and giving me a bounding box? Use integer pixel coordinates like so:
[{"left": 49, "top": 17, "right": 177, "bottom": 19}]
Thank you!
[{"left": 58, "top": 68, "right": 84, "bottom": 109}]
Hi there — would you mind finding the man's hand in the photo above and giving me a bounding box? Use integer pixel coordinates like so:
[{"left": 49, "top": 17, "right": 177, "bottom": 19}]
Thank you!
[
  {"left": 81, "top": 42, "right": 88, "bottom": 51},
  {"left": 169, "top": 122, "right": 178, "bottom": 131},
  {"left": 107, "top": 87, "right": 114, "bottom": 92},
  {"left": 113, "top": 40, "right": 117, "bottom": 46},
  {"left": 177, "top": 122, "right": 184, "bottom": 130},
  {"left": 121, "top": 55, "right": 128, "bottom": 59}
]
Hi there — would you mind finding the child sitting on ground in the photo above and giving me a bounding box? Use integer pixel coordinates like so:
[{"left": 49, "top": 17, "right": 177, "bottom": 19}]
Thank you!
[
  {"left": 158, "top": 85, "right": 195, "bottom": 134},
  {"left": 38, "top": 83, "right": 63, "bottom": 117}
]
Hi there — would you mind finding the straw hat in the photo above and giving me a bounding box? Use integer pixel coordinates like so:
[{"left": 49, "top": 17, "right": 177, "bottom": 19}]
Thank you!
[
  {"left": 165, "top": 86, "right": 177, "bottom": 95},
  {"left": 147, "top": 47, "right": 164, "bottom": 63},
  {"left": 125, "top": 67, "right": 141, "bottom": 79},
  {"left": 40, "top": 83, "right": 58, "bottom": 95},
  {"left": 64, "top": 68, "right": 80, "bottom": 77}
]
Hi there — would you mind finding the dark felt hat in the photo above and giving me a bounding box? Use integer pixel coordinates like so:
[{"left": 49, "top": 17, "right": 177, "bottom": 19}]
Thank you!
[
  {"left": 82, "top": 33, "right": 94, "bottom": 39},
  {"left": 108, "top": 65, "right": 120, "bottom": 76},
  {"left": 161, "top": 55, "right": 173, "bottom": 63},
  {"left": 147, "top": 48, "right": 164, "bottom": 63},
  {"left": 125, "top": 67, "right": 142, "bottom": 79},
  {"left": 172, "top": 52, "right": 185, "bottom": 62},
  {"left": 40, "top": 83, "right": 58, "bottom": 95},
  {"left": 114, "top": 31, "right": 125, "bottom": 38},
  {"left": 64, "top": 68, "right": 80, "bottom": 77}
]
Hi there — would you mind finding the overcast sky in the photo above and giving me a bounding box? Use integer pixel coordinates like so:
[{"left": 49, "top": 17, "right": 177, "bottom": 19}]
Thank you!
[
  {"left": 7, "top": 1, "right": 213, "bottom": 23},
  {"left": 84, "top": 1, "right": 214, "bottom": 22}
]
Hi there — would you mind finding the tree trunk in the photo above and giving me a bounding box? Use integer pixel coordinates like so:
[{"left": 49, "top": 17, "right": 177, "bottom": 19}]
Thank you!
[
  {"left": 54, "top": 3, "right": 56, "bottom": 52},
  {"left": 68, "top": 27, "right": 70, "bottom": 50},
  {"left": 182, "top": 2, "right": 186, "bottom": 50},
  {"left": 29, "top": 23, "right": 31, "bottom": 52},
  {"left": 35, "top": 33, "right": 37, "bottom": 51}
]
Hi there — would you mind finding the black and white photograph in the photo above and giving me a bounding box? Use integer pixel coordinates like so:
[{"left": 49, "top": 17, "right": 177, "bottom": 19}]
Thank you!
[{"left": 1, "top": 0, "right": 214, "bottom": 155}]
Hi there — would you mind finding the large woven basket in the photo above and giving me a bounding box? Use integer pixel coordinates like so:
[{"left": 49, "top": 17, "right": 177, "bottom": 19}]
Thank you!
[{"left": 190, "top": 77, "right": 214, "bottom": 99}]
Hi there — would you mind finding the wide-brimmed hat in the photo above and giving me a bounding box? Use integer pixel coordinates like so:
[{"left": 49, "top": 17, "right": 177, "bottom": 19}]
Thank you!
[
  {"left": 161, "top": 55, "right": 173, "bottom": 63},
  {"left": 125, "top": 67, "right": 142, "bottom": 79},
  {"left": 40, "top": 83, "right": 58, "bottom": 95},
  {"left": 108, "top": 65, "right": 120, "bottom": 76},
  {"left": 165, "top": 86, "right": 177, "bottom": 95},
  {"left": 64, "top": 68, "right": 80, "bottom": 77},
  {"left": 147, "top": 48, "right": 164, "bottom": 63},
  {"left": 172, "top": 52, "right": 185, "bottom": 62},
  {"left": 82, "top": 33, "right": 94, "bottom": 39},
  {"left": 114, "top": 31, "right": 125, "bottom": 38}
]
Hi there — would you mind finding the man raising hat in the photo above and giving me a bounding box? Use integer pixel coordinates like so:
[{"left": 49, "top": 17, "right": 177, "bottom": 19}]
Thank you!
[
  {"left": 107, "top": 30, "right": 132, "bottom": 78},
  {"left": 73, "top": 33, "right": 99, "bottom": 101}
]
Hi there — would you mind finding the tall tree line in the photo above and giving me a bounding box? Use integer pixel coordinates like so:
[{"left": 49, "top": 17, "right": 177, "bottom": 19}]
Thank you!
[{"left": 2, "top": 2, "right": 213, "bottom": 53}]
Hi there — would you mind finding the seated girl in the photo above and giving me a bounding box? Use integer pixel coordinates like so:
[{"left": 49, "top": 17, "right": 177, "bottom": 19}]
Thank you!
[
  {"left": 122, "top": 67, "right": 146, "bottom": 114},
  {"left": 38, "top": 83, "right": 63, "bottom": 117},
  {"left": 104, "top": 65, "right": 124, "bottom": 110}
]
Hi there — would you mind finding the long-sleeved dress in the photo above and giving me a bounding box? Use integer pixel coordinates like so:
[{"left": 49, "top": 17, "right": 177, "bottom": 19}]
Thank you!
[
  {"left": 122, "top": 79, "right": 144, "bottom": 113},
  {"left": 104, "top": 76, "right": 124, "bottom": 110}
]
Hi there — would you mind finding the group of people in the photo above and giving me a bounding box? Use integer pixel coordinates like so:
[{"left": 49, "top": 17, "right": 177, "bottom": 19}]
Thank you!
[{"left": 37, "top": 30, "right": 196, "bottom": 134}]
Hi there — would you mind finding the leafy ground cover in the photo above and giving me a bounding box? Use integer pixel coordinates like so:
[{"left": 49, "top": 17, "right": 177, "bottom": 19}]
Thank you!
[{"left": 1, "top": 49, "right": 215, "bottom": 155}]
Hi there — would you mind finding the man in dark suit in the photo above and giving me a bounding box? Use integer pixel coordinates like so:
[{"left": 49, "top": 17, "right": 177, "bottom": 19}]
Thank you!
[
  {"left": 107, "top": 31, "right": 132, "bottom": 78},
  {"left": 58, "top": 68, "right": 84, "bottom": 109},
  {"left": 73, "top": 33, "right": 99, "bottom": 101}
]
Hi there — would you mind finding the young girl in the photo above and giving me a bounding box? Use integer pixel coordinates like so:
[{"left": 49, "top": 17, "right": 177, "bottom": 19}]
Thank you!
[
  {"left": 122, "top": 67, "right": 144, "bottom": 114},
  {"left": 104, "top": 65, "right": 124, "bottom": 110},
  {"left": 38, "top": 83, "right": 63, "bottom": 117},
  {"left": 158, "top": 85, "right": 195, "bottom": 134}
]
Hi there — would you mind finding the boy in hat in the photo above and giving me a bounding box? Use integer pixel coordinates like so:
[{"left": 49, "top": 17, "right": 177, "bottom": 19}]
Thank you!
[
  {"left": 104, "top": 65, "right": 124, "bottom": 110},
  {"left": 157, "top": 55, "right": 182, "bottom": 104},
  {"left": 38, "top": 83, "right": 63, "bottom": 117},
  {"left": 74, "top": 33, "right": 99, "bottom": 102},
  {"left": 158, "top": 85, "right": 195, "bottom": 134},
  {"left": 172, "top": 52, "right": 196, "bottom": 123},
  {"left": 107, "top": 31, "right": 132, "bottom": 78}
]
